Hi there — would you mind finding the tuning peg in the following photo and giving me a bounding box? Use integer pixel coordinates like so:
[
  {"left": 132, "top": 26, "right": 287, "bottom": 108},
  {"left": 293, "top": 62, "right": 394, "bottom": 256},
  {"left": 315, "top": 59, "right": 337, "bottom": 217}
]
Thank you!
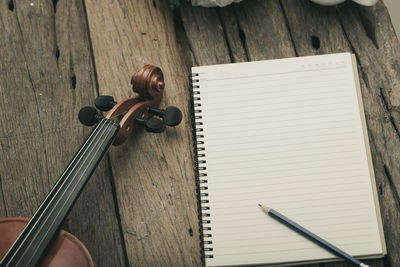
[
  {"left": 95, "top": 95, "right": 117, "bottom": 111},
  {"left": 148, "top": 106, "right": 182, "bottom": 127},
  {"left": 78, "top": 106, "right": 102, "bottom": 126},
  {"left": 134, "top": 117, "right": 165, "bottom": 133}
]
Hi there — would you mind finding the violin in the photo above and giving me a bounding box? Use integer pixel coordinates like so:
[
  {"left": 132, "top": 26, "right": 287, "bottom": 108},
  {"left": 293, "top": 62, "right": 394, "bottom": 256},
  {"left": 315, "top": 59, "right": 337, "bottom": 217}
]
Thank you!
[{"left": 0, "top": 65, "right": 182, "bottom": 267}]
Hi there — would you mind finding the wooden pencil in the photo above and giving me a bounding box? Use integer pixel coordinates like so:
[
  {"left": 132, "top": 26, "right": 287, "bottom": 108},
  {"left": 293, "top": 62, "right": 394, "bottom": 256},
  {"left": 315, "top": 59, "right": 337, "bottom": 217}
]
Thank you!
[{"left": 258, "top": 204, "right": 369, "bottom": 267}]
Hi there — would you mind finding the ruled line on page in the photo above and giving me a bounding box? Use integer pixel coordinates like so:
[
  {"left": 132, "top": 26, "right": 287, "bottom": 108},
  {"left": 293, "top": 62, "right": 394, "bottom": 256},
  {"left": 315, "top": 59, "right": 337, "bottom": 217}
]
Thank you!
[
  {"left": 197, "top": 71, "right": 348, "bottom": 89},
  {"left": 203, "top": 131, "right": 358, "bottom": 149},
  {"left": 211, "top": 219, "right": 376, "bottom": 237},
  {"left": 208, "top": 189, "right": 368, "bottom": 206},
  {"left": 201, "top": 98, "right": 354, "bottom": 117},
  {"left": 203, "top": 128, "right": 357, "bottom": 147},
  {"left": 210, "top": 202, "right": 371, "bottom": 222},
  {"left": 210, "top": 182, "right": 366, "bottom": 201},
  {"left": 209, "top": 209, "right": 373, "bottom": 230},
  {"left": 197, "top": 66, "right": 347, "bottom": 80},
  {"left": 209, "top": 173, "right": 363, "bottom": 191},
  {"left": 202, "top": 110, "right": 355, "bottom": 129},
  {"left": 209, "top": 243, "right": 376, "bottom": 258},
  {"left": 195, "top": 63, "right": 346, "bottom": 82},
  {"left": 198, "top": 71, "right": 348, "bottom": 88},
  {"left": 202, "top": 122, "right": 357, "bottom": 143},
  {"left": 205, "top": 154, "right": 365, "bottom": 173},
  {"left": 212, "top": 241, "right": 375, "bottom": 257},
  {"left": 214, "top": 222, "right": 375, "bottom": 237},
  {"left": 199, "top": 84, "right": 350, "bottom": 100},
  {"left": 206, "top": 164, "right": 366, "bottom": 183},
  {"left": 210, "top": 199, "right": 372, "bottom": 217},
  {"left": 205, "top": 144, "right": 360, "bottom": 160},
  {"left": 211, "top": 214, "right": 374, "bottom": 233},
  {"left": 207, "top": 182, "right": 366, "bottom": 205},
  {"left": 199, "top": 81, "right": 349, "bottom": 99},
  {"left": 212, "top": 233, "right": 375, "bottom": 250},
  {"left": 208, "top": 205, "right": 373, "bottom": 222},
  {"left": 198, "top": 107, "right": 355, "bottom": 127}
]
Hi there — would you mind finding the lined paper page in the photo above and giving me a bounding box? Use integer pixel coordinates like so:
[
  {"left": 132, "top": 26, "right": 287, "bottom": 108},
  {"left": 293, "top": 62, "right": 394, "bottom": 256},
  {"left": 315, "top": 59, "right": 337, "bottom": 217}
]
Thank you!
[{"left": 192, "top": 53, "right": 384, "bottom": 267}]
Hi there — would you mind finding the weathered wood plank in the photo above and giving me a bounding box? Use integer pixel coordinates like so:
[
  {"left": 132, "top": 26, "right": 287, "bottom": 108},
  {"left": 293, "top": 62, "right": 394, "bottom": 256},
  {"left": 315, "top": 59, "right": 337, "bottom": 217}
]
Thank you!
[
  {"left": 0, "top": 0, "right": 125, "bottom": 265},
  {"left": 336, "top": 2, "right": 400, "bottom": 266},
  {"left": 279, "top": 0, "right": 349, "bottom": 55},
  {"left": 218, "top": 6, "right": 248, "bottom": 63},
  {"left": 180, "top": 2, "right": 232, "bottom": 65},
  {"left": 267, "top": 0, "right": 400, "bottom": 265},
  {"left": 84, "top": 0, "right": 201, "bottom": 266},
  {"left": 181, "top": 0, "right": 296, "bottom": 65},
  {"left": 180, "top": 0, "right": 399, "bottom": 266},
  {"left": 231, "top": 0, "right": 296, "bottom": 60},
  {"left": 277, "top": 3, "right": 386, "bottom": 267}
]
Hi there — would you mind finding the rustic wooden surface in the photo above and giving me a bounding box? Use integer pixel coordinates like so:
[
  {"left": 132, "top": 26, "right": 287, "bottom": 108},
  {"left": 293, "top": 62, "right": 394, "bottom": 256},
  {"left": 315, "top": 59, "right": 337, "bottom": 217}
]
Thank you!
[
  {"left": 0, "top": 0, "right": 399, "bottom": 266},
  {"left": 83, "top": 0, "right": 200, "bottom": 266},
  {"left": 0, "top": 0, "right": 125, "bottom": 266},
  {"left": 180, "top": 1, "right": 400, "bottom": 267}
]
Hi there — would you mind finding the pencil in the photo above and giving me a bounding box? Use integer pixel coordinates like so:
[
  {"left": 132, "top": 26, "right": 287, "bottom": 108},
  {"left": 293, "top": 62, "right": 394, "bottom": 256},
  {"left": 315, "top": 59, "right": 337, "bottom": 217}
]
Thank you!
[{"left": 258, "top": 204, "right": 369, "bottom": 267}]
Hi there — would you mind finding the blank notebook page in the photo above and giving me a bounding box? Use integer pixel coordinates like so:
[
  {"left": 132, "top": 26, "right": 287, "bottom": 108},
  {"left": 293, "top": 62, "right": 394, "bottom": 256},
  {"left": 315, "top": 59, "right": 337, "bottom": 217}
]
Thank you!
[{"left": 192, "top": 53, "right": 385, "bottom": 266}]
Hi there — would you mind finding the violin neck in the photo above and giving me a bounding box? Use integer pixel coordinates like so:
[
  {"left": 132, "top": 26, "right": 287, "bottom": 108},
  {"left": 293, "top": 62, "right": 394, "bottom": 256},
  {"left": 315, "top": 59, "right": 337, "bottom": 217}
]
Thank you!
[{"left": 0, "top": 118, "right": 119, "bottom": 267}]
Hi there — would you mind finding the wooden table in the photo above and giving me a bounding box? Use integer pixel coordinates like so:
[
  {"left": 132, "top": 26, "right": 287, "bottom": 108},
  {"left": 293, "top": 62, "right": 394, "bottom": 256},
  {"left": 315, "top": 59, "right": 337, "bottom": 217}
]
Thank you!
[{"left": 0, "top": 0, "right": 399, "bottom": 266}]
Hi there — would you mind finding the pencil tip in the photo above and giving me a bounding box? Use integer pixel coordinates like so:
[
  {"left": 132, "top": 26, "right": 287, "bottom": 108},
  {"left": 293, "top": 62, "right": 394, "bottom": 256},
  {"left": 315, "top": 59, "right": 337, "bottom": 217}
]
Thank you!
[{"left": 258, "top": 204, "right": 271, "bottom": 213}]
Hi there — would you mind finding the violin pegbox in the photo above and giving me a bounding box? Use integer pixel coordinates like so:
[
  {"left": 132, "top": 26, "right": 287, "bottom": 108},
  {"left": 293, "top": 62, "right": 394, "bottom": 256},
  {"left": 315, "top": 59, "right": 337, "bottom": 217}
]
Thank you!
[{"left": 78, "top": 65, "right": 182, "bottom": 146}]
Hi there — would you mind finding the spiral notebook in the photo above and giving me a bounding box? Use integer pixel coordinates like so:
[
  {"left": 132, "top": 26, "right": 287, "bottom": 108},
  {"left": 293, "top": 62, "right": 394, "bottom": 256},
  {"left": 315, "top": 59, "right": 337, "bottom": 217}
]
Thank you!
[{"left": 191, "top": 53, "right": 386, "bottom": 267}]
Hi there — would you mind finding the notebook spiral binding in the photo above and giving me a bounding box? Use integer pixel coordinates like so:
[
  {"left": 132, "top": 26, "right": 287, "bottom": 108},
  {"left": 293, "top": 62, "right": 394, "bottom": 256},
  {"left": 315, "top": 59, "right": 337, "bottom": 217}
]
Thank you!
[{"left": 191, "top": 72, "right": 214, "bottom": 260}]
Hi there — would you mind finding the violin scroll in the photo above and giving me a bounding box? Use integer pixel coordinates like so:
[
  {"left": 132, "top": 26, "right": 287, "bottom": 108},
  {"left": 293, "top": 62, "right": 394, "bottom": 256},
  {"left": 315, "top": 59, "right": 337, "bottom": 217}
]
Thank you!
[
  {"left": 131, "top": 65, "right": 165, "bottom": 99},
  {"left": 78, "top": 64, "right": 182, "bottom": 146}
]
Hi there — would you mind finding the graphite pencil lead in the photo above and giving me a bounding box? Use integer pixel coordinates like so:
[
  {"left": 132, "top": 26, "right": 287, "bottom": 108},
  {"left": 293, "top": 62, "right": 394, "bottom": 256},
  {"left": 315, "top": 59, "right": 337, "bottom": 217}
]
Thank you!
[{"left": 258, "top": 204, "right": 271, "bottom": 213}]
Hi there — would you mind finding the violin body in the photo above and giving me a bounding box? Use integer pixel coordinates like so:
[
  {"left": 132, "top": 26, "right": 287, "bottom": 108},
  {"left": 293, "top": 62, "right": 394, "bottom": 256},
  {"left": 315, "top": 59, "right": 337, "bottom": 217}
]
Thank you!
[{"left": 0, "top": 218, "right": 94, "bottom": 267}]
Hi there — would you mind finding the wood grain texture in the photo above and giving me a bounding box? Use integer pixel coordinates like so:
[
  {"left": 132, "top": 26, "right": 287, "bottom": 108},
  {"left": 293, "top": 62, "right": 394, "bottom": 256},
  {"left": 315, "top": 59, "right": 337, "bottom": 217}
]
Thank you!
[
  {"left": 179, "top": 0, "right": 400, "bottom": 266},
  {"left": 0, "top": 0, "right": 398, "bottom": 266},
  {"left": 230, "top": 0, "right": 296, "bottom": 60},
  {"left": 218, "top": 6, "right": 248, "bottom": 63},
  {"left": 180, "top": 1, "right": 231, "bottom": 66},
  {"left": 337, "top": 3, "right": 400, "bottom": 266},
  {"left": 0, "top": 0, "right": 125, "bottom": 266},
  {"left": 279, "top": 2, "right": 400, "bottom": 264},
  {"left": 84, "top": 0, "right": 201, "bottom": 266},
  {"left": 180, "top": 0, "right": 297, "bottom": 63}
]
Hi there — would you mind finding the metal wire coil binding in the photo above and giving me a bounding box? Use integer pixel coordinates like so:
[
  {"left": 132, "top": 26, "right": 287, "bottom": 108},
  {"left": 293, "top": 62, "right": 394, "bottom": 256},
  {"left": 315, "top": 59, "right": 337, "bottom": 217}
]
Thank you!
[{"left": 191, "top": 72, "right": 213, "bottom": 259}]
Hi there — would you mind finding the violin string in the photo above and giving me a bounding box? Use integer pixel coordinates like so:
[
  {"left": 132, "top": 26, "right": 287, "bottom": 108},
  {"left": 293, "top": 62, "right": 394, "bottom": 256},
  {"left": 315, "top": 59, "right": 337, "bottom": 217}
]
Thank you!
[
  {"left": 7, "top": 119, "right": 107, "bottom": 264},
  {"left": 14, "top": 119, "right": 109, "bottom": 264},
  {"left": 15, "top": 119, "right": 108, "bottom": 264},
  {"left": 29, "top": 120, "right": 116, "bottom": 260},
  {"left": 19, "top": 119, "right": 111, "bottom": 265}
]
